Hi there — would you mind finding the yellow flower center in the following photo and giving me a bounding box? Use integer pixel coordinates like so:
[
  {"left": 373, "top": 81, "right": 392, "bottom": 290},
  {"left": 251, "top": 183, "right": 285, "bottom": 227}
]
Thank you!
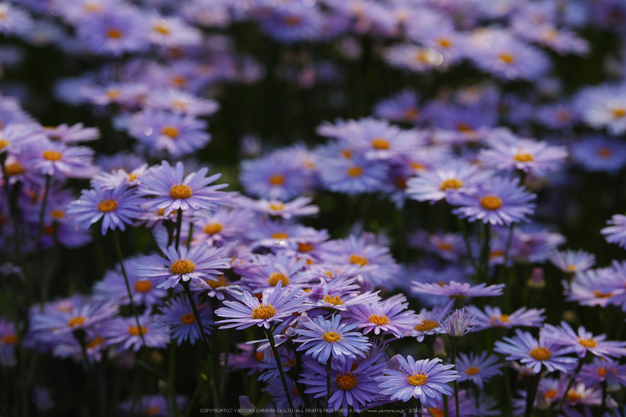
[
  {"left": 50, "top": 210, "right": 65, "bottom": 219},
  {"left": 597, "top": 147, "right": 613, "bottom": 158},
  {"left": 465, "top": 366, "right": 480, "bottom": 375},
  {"left": 489, "top": 314, "right": 510, "bottom": 326},
  {"left": 269, "top": 202, "right": 285, "bottom": 211},
  {"left": 43, "top": 150, "right": 62, "bottom": 161},
  {"left": 268, "top": 272, "right": 289, "bottom": 286},
  {"left": 440, "top": 178, "right": 463, "bottom": 191},
  {"left": 323, "top": 331, "right": 341, "bottom": 343},
  {"left": 2, "top": 334, "right": 18, "bottom": 345},
  {"left": 134, "top": 280, "right": 152, "bottom": 292},
  {"left": 405, "top": 108, "right": 419, "bottom": 120},
  {"left": 323, "top": 294, "right": 343, "bottom": 306},
  {"left": 283, "top": 15, "right": 301, "bottom": 26},
  {"left": 203, "top": 223, "right": 223, "bottom": 235},
  {"left": 545, "top": 389, "right": 558, "bottom": 399},
  {"left": 407, "top": 372, "right": 428, "bottom": 386},
  {"left": 68, "top": 316, "right": 85, "bottom": 328},
  {"left": 594, "top": 290, "right": 613, "bottom": 298},
  {"left": 128, "top": 326, "right": 147, "bottom": 336},
  {"left": 170, "top": 259, "right": 196, "bottom": 275},
  {"left": 513, "top": 153, "right": 534, "bottom": 162},
  {"left": 153, "top": 22, "right": 169, "bottom": 34},
  {"left": 0, "top": 139, "right": 8, "bottom": 149},
  {"left": 480, "top": 195, "right": 502, "bottom": 210},
  {"left": 272, "top": 232, "right": 289, "bottom": 239},
  {"left": 5, "top": 162, "right": 24, "bottom": 176},
  {"left": 529, "top": 347, "right": 551, "bottom": 361},
  {"left": 298, "top": 242, "right": 314, "bottom": 252},
  {"left": 612, "top": 108, "right": 626, "bottom": 118},
  {"left": 98, "top": 200, "right": 118, "bottom": 212},
  {"left": 578, "top": 338, "right": 597, "bottom": 348},
  {"left": 428, "top": 409, "right": 444, "bottom": 417},
  {"left": 336, "top": 373, "right": 358, "bottom": 391},
  {"left": 146, "top": 406, "right": 160, "bottom": 416},
  {"left": 269, "top": 175, "right": 285, "bottom": 185},
  {"left": 341, "top": 149, "right": 352, "bottom": 159},
  {"left": 170, "top": 184, "right": 192, "bottom": 199},
  {"left": 456, "top": 122, "right": 473, "bottom": 133},
  {"left": 87, "top": 336, "right": 104, "bottom": 349},
  {"left": 107, "top": 29, "right": 122, "bottom": 39},
  {"left": 207, "top": 275, "right": 229, "bottom": 289},
  {"left": 438, "top": 38, "right": 452, "bottom": 48},
  {"left": 347, "top": 166, "right": 363, "bottom": 177},
  {"left": 414, "top": 319, "right": 439, "bottom": 332},
  {"left": 566, "top": 390, "right": 583, "bottom": 403},
  {"left": 162, "top": 126, "right": 179, "bottom": 139},
  {"left": 349, "top": 254, "right": 368, "bottom": 266},
  {"left": 499, "top": 53, "right": 515, "bottom": 64},
  {"left": 372, "top": 138, "right": 390, "bottom": 150},
  {"left": 368, "top": 314, "right": 390, "bottom": 326},
  {"left": 252, "top": 304, "right": 276, "bottom": 320},
  {"left": 567, "top": 264, "right": 577, "bottom": 271},
  {"left": 180, "top": 313, "right": 195, "bottom": 324}
]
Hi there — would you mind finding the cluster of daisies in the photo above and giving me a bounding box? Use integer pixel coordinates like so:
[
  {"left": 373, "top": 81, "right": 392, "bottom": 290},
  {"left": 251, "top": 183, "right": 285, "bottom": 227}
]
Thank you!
[{"left": 2, "top": 0, "right": 626, "bottom": 416}]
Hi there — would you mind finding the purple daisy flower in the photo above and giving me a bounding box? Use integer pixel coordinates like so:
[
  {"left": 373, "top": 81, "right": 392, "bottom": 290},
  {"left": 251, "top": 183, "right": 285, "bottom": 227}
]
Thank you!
[
  {"left": 570, "top": 136, "right": 626, "bottom": 173},
  {"left": 235, "top": 196, "right": 319, "bottom": 219},
  {"left": 318, "top": 155, "right": 387, "bottom": 195},
  {"left": 377, "top": 356, "right": 458, "bottom": 406},
  {"left": 258, "top": 3, "right": 323, "bottom": 43},
  {"left": 563, "top": 270, "right": 615, "bottom": 308},
  {"left": 66, "top": 180, "right": 144, "bottom": 235},
  {"left": 373, "top": 89, "right": 422, "bottom": 123},
  {"left": 128, "top": 110, "right": 211, "bottom": 157},
  {"left": 541, "top": 321, "right": 626, "bottom": 359},
  {"left": 134, "top": 244, "right": 230, "bottom": 290},
  {"left": 602, "top": 214, "right": 626, "bottom": 248},
  {"left": 347, "top": 294, "right": 416, "bottom": 339},
  {"left": 26, "top": 139, "right": 94, "bottom": 178},
  {"left": 448, "top": 177, "right": 536, "bottom": 226},
  {"left": 576, "top": 84, "right": 626, "bottom": 135},
  {"left": 406, "top": 162, "right": 489, "bottom": 204},
  {"left": 466, "top": 305, "right": 545, "bottom": 331},
  {"left": 494, "top": 329, "right": 577, "bottom": 373},
  {"left": 157, "top": 296, "right": 213, "bottom": 345},
  {"left": 137, "top": 161, "right": 228, "bottom": 216},
  {"left": 43, "top": 123, "right": 100, "bottom": 144},
  {"left": 412, "top": 281, "right": 504, "bottom": 301},
  {"left": 103, "top": 313, "right": 169, "bottom": 352},
  {"left": 294, "top": 315, "right": 371, "bottom": 364},
  {"left": 579, "top": 357, "right": 626, "bottom": 389},
  {"left": 240, "top": 153, "right": 309, "bottom": 201},
  {"left": 92, "top": 259, "right": 167, "bottom": 307},
  {"left": 299, "top": 353, "right": 387, "bottom": 416},
  {"left": 145, "top": 88, "right": 219, "bottom": 117},
  {"left": 76, "top": 9, "right": 149, "bottom": 56},
  {"left": 456, "top": 352, "right": 502, "bottom": 389},
  {"left": 548, "top": 249, "right": 596, "bottom": 274},
  {"left": 215, "top": 281, "right": 312, "bottom": 330}
]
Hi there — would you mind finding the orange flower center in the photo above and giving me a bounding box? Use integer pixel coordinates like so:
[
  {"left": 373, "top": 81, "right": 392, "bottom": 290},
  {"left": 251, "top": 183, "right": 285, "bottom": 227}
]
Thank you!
[
  {"left": 5, "top": 162, "right": 25, "bottom": 176},
  {"left": 529, "top": 347, "right": 551, "bottom": 361},
  {"left": 170, "top": 184, "right": 192, "bottom": 199},
  {"left": 428, "top": 409, "right": 444, "bottom": 417},
  {"left": 578, "top": 338, "right": 597, "bottom": 348},
  {"left": 146, "top": 406, "right": 160, "bottom": 416},
  {"left": 134, "top": 280, "right": 152, "bottom": 292},
  {"left": 465, "top": 366, "right": 480, "bottom": 375},
  {"left": 252, "top": 304, "right": 276, "bottom": 320},
  {"left": 405, "top": 108, "right": 419, "bottom": 120},
  {"left": 0, "top": 139, "right": 8, "bottom": 149},
  {"left": 271, "top": 232, "right": 289, "bottom": 239},
  {"left": 107, "top": 29, "right": 122, "bottom": 39},
  {"left": 180, "top": 313, "right": 195, "bottom": 324},
  {"left": 207, "top": 275, "right": 229, "bottom": 289},
  {"left": 43, "top": 150, "right": 62, "bottom": 161},
  {"left": 489, "top": 314, "right": 510, "bottom": 326},
  {"left": 349, "top": 254, "right": 367, "bottom": 266},
  {"left": 269, "top": 202, "right": 285, "bottom": 211},
  {"left": 283, "top": 15, "right": 301, "bottom": 26},
  {"left": 499, "top": 53, "right": 515, "bottom": 64},
  {"left": 204, "top": 223, "right": 223, "bottom": 235},
  {"left": 298, "top": 242, "right": 314, "bottom": 252},
  {"left": 480, "top": 195, "right": 502, "bottom": 210},
  {"left": 87, "top": 336, "right": 104, "bottom": 349},
  {"left": 597, "top": 147, "right": 613, "bottom": 158},
  {"left": 68, "top": 316, "right": 85, "bottom": 327},
  {"left": 513, "top": 153, "right": 534, "bottom": 162},
  {"left": 162, "top": 126, "right": 179, "bottom": 139},
  {"left": 368, "top": 314, "right": 390, "bottom": 326},
  {"left": 544, "top": 389, "right": 558, "bottom": 399},
  {"left": 50, "top": 210, "right": 65, "bottom": 219},
  {"left": 594, "top": 290, "right": 613, "bottom": 298},
  {"left": 170, "top": 259, "right": 195, "bottom": 275},
  {"left": 2, "top": 334, "right": 18, "bottom": 344},
  {"left": 440, "top": 178, "right": 463, "bottom": 191},
  {"left": 566, "top": 390, "right": 583, "bottom": 403},
  {"left": 128, "top": 326, "right": 147, "bottom": 336},
  {"left": 98, "top": 200, "right": 118, "bottom": 212},
  {"left": 336, "top": 373, "right": 358, "bottom": 391},
  {"left": 323, "top": 294, "right": 343, "bottom": 306},
  {"left": 414, "top": 319, "right": 439, "bottom": 332},
  {"left": 269, "top": 175, "right": 284, "bottom": 185},
  {"left": 347, "top": 166, "right": 363, "bottom": 177},
  {"left": 407, "top": 372, "right": 428, "bottom": 386},
  {"left": 612, "top": 108, "right": 626, "bottom": 118},
  {"left": 268, "top": 272, "right": 289, "bottom": 286},
  {"left": 323, "top": 331, "right": 341, "bottom": 343},
  {"left": 372, "top": 138, "right": 390, "bottom": 150}
]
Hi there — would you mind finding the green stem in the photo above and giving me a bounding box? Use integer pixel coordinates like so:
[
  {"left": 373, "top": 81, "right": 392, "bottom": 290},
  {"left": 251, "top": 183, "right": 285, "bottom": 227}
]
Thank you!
[
  {"left": 497, "top": 224, "right": 515, "bottom": 284},
  {"left": 265, "top": 328, "right": 297, "bottom": 417},
  {"left": 181, "top": 281, "right": 210, "bottom": 345},
  {"left": 113, "top": 229, "right": 146, "bottom": 346},
  {"left": 449, "top": 337, "right": 460, "bottom": 417},
  {"left": 479, "top": 223, "right": 491, "bottom": 281},
  {"left": 327, "top": 355, "right": 332, "bottom": 416},
  {"left": 524, "top": 374, "right": 540, "bottom": 417},
  {"left": 457, "top": 218, "right": 479, "bottom": 273},
  {"left": 35, "top": 174, "right": 51, "bottom": 259},
  {"left": 175, "top": 209, "right": 183, "bottom": 250},
  {"left": 1, "top": 156, "right": 21, "bottom": 258},
  {"left": 168, "top": 344, "right": 180, "bottom": 417}
]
